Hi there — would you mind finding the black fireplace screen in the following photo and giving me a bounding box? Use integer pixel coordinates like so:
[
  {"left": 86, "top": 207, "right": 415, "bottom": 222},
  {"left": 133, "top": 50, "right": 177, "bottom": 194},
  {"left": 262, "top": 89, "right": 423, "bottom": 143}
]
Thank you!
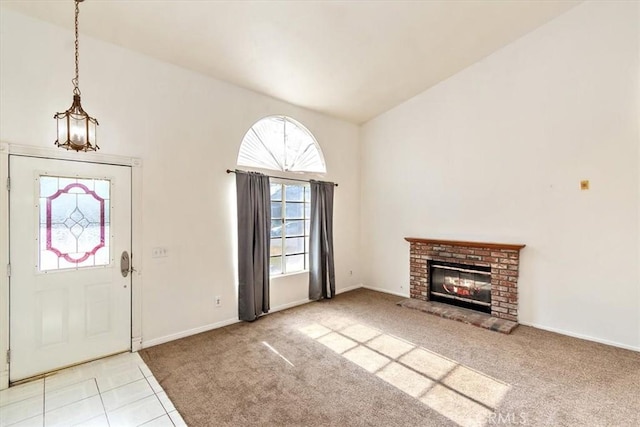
[{"left": 429, "top": 261, "right": 491, "bottom": 313}]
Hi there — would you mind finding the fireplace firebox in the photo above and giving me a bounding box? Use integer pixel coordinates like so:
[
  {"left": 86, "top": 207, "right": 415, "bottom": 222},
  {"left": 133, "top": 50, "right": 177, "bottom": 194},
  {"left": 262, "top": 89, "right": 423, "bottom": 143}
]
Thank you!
[
  {"left": 428, "top": 260, "right": 491, "bottom": 314},
  {"left": 406, "top": 238, "right": 525, "bottom": 322}
]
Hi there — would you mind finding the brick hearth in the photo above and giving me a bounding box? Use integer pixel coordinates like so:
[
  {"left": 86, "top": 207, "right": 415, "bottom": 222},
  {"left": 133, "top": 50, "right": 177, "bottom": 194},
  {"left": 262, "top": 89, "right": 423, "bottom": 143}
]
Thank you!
[{"left": 405, "top": 238, "right": 525, "bottom": 322}]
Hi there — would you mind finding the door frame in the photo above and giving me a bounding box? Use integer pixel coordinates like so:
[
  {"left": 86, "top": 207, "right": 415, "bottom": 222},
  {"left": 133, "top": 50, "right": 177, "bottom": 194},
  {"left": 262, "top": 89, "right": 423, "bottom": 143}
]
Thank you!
[{"left": 0, "top": 142, "right": 143, "bottom": 390}]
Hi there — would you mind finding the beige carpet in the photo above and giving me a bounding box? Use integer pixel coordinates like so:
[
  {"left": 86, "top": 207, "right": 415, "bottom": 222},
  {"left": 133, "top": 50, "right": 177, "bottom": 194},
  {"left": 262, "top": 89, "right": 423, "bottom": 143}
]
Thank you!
[{"left": 140, "top": 289, "right": 640, "bottom": 426}]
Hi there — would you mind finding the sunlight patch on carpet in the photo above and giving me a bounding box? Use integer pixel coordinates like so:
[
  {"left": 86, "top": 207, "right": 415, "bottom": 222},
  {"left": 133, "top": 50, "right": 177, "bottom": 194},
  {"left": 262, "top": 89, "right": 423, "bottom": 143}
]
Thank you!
[
  {"left": 316, "top": 332, "right": 358, "bottom": 354},
  {"left": 262, "top": 341, "right": 295, "bottom": 367},
  {"left": 299, "top": 322, "right": 511, "bottom": 427},
  {"left": 343, "top": 346, "right": 390, "bottom": 373},
  {"left": 340, "top": 324, "right": 382, "bottom": 343}
]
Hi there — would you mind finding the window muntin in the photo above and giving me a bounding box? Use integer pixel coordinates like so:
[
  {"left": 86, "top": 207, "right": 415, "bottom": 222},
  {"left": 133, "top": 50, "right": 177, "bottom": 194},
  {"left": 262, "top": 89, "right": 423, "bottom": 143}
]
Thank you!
[
  {"left": 39, "top": 175, "right": 111, "bottom": 271},
  {"left": 238, "top": 116, "right": 326, "bottom": 173},
  {"left": 270, "top": 182, "right": 310, "bottom": 275}
]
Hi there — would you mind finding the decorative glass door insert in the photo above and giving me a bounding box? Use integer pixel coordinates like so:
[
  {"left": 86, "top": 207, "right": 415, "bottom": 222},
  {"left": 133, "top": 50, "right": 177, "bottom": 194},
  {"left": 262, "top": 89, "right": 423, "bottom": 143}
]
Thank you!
[{"left": 39, "top": 175, "right": 111, "bottom": 271}]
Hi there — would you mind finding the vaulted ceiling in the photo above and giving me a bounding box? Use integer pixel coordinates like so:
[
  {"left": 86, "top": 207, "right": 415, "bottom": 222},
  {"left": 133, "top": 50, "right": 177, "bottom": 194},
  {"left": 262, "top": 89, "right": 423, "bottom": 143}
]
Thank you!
[{"left": 1, "top": 0, "right": 580, "bottom": 124}]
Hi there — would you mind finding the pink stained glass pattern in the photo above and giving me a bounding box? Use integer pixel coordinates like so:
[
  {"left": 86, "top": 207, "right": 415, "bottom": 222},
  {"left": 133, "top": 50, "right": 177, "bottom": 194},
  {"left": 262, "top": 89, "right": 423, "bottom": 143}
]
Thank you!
[{"left": 45, "top": 182, "right": 105, "bottom": 265}]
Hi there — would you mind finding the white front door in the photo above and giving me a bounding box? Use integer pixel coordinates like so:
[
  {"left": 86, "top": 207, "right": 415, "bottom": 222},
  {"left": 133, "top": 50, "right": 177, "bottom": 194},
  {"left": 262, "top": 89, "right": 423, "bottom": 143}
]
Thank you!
[{"left": 9, "top": 156, "right": 132, "bottom": 382}]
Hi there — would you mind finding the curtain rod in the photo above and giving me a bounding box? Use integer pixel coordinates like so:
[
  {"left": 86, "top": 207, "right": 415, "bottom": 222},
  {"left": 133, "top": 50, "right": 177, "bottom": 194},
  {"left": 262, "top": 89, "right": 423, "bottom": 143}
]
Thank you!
[{"left": 226, "top": 169, "right": 338, "bottom": 186}]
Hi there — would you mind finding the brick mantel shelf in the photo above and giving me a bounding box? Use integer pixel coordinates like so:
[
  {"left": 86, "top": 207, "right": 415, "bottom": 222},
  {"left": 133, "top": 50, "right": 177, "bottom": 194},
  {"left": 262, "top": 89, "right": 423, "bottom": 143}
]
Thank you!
[
  {"left": 404, "top": 237, "right": 525, "bottom": 251},
  {"left": 405, "top": 237, "right": 526, "bottom": 322}
]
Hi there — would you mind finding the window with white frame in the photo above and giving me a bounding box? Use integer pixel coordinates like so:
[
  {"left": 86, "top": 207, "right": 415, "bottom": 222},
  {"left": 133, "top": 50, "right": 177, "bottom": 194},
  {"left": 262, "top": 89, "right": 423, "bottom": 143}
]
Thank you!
[
  {"left": 269, "top": 182, "right": 310, "bottom": 275},
  {"left": 238, "top": 115, "right": 325, "bottom": 276},
  {"left": 237, "top": 116, "right": 326, "bottom": 173}
]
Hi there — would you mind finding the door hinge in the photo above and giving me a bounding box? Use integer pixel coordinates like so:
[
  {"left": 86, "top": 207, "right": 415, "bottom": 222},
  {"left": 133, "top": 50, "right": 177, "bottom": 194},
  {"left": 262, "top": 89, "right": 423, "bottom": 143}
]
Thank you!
[
  {"left": 6, "top": 177, "right": 10, "bottom": 191},
  {"left": 6, "top": 264, "right": 10, "bottom": 277},
  {"left": 6, "top": 349, "right": 9, "bottom": 364}
]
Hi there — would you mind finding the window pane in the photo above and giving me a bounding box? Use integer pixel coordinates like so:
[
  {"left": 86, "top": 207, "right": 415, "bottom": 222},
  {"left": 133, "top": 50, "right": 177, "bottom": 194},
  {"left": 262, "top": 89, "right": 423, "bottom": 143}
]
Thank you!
[
  {"left": 285, "top": 254, "right": 305, "bottom": 273},
  {"left": 285, "top": 220, "right": 304, "bottom": 237},
  {"left": 270, "top": 183, "right": 282, "bottom": 201},
  {"left": 271, "top": 220, "right": 282, "bottom": 238},
  {"left": 285, "top": 202, "right": 304, "bottom": 219},
  {"left": 269, "top": 182, "right": 311, "bottom": 277},
  {"left": 270, "top": 257, "right": 282, "bottom": 275},
  {"left": 237, "top": 116, "right": 326, "bottom": 173},
  {"left": 285, "top": 237, "right": 304, "bottom": 255},
  {"left": 40, "top": 176, "right": 58, "bottom": 197},
  {"left": 39, "top": 176, "right": 110, "bottom": 271},
  {"left": 270, "top": 238, "right": 282, "bottom": 256},
  {"left": 271, "top": 202, "right": 282, "bottom": 219},
  {"left": 305, "top": 202, "right": 311, "bottom": 219},
  {"left": 285, "top": 185, "right": 304, "bottom": 202}
]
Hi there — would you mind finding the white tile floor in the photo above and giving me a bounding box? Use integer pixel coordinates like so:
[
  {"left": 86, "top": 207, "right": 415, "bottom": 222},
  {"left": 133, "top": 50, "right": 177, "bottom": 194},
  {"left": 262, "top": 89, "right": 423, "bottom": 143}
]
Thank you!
[{"left": 0, "top": 353, "right": 186, "bottom": 427}]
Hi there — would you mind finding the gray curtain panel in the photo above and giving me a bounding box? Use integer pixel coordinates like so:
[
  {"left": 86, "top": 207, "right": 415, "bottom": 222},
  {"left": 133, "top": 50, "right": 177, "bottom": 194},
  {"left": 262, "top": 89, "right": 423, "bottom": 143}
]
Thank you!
[
  {"left": 235, "top": 170, "right": 271, "bottom": 321},
  {"left": 309, "top": 180, "right": 336, "bottom": 300}
]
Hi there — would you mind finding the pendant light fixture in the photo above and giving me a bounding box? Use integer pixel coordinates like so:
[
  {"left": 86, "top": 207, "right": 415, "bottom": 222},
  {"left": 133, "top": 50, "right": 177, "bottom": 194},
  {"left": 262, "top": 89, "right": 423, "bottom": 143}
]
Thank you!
[{"left": 54, "top": 0, "right": 99, "bottom": 152}]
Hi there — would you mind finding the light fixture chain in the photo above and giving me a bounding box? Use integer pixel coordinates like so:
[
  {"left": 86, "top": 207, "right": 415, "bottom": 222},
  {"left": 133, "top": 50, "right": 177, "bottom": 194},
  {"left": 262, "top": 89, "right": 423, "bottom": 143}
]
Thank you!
[
  {"left": 55, "top": 0, "right": 99, "bottom": 151},
  {"left": 72, "top": 0, "right": 81, "bottom": 96}
]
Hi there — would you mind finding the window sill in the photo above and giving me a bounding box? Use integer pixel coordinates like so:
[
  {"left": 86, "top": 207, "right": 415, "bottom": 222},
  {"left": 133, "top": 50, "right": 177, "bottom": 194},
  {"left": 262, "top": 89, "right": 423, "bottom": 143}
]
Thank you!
[{"left": 271, "top": 270, "right": 309, "bottom": 280}]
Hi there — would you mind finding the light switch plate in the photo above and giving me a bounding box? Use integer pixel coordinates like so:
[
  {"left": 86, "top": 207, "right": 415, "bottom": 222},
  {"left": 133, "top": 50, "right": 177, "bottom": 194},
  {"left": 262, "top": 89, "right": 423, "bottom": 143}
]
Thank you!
[{"left": 152, "top": 247, "right": 168, "bottom": 258}]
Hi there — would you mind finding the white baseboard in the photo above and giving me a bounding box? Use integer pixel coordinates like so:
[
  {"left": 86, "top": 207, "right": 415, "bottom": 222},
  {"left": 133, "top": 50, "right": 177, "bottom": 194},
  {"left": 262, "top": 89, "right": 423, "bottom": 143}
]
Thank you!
[
  {"left": 270, "top": 298, "right": 311, "bottom": 313},
  {"left": 519, "top": 321, "right": 639, "bottom": 352},
  {"left": 269, "top": 285, "right": 366, "bottom": 311},
  {"left": 336, "top": 284, "right": 364, "bottom": 294},
  {"left": 142, "top": 299, "right": 312, "bottom": 349},
  {"left": 362, "top": 285, "right": 409, "bottom": 298},
  {"left": 142, "top": 318, "right": 240, "bottom": 349}
]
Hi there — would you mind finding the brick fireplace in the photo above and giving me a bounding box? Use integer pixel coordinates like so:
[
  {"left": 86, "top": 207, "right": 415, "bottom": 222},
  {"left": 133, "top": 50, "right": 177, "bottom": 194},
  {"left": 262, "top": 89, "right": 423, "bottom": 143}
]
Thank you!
[{"left": 405, "top": 238, "right": 525, "bottom": 322}]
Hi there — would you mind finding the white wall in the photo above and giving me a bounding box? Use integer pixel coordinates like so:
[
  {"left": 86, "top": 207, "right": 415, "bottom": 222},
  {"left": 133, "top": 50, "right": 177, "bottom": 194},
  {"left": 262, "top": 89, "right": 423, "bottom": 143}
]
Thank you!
[
  {"left": 0, "top": 10, "right": 361, "bottom": 347},
  {"left": 361, "top": 1, "right": 640, "bottom": 350}
]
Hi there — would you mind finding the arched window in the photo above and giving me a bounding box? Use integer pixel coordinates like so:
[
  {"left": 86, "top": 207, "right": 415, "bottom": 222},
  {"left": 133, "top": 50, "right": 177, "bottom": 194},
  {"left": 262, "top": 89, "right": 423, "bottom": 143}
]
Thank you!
[
  {"left": 237, "top": 116, "right": 325, "bottom": 276},
  {"left": 237, "top": 116, "right": 326, "bottom": 173}
]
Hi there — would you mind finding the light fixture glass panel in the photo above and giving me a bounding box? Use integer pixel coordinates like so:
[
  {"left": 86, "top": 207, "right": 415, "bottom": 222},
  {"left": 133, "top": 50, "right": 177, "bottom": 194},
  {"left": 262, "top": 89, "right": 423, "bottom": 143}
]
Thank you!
[
  {"left": 57, "top": 117, "right": 69, "bottom": 146},
  {"left": 88, "top": 119, "right": 97, "bottom": 146},
  {"left": 70, "top": 115, "right": 86, "bottom": 146}
]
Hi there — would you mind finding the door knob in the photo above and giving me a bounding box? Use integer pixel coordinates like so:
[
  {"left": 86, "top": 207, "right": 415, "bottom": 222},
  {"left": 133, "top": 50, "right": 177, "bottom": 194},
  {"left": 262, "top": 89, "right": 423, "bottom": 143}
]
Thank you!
[{"left": 121, "top": 251, "right": 130, "bottom": 278}]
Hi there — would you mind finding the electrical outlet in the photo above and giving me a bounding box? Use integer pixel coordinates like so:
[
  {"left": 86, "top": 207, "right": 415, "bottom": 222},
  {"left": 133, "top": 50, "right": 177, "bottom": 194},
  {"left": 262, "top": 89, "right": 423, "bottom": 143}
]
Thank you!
[
  {"left": 151, "top": 247, "right": 168, "bottom": 258},
  {"left": 215, "top": 296, "right": 222, "bottom": 307}
]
